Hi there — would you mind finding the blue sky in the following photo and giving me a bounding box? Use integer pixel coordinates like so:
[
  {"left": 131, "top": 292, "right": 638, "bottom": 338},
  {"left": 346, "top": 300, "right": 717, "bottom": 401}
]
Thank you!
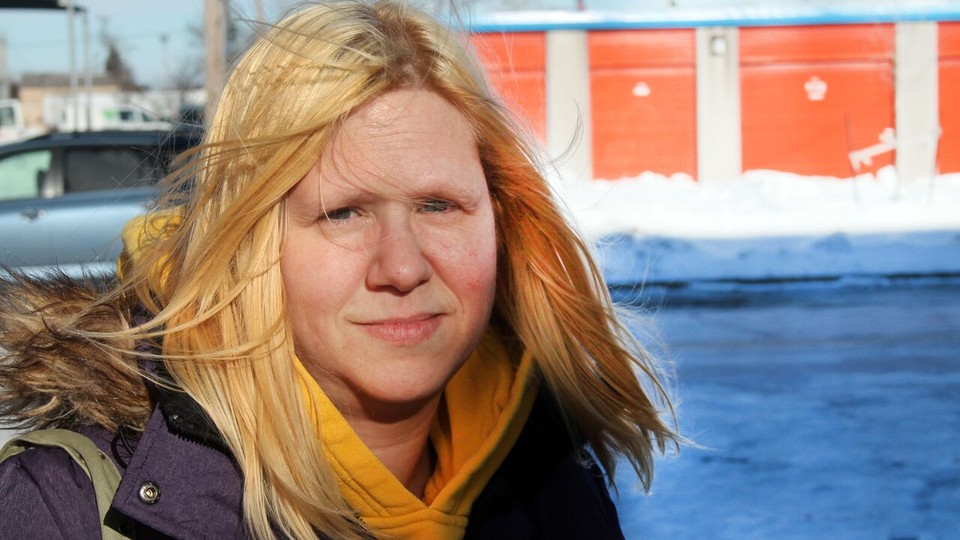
[{"left": 0, "top": 0, "right": 290, "bottom": 88}]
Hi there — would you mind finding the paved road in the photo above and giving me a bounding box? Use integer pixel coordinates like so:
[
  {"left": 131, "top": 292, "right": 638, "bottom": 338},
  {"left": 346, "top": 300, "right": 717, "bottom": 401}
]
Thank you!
[{"left": 616, "top": 281, "right": 960, "bottom": 540}]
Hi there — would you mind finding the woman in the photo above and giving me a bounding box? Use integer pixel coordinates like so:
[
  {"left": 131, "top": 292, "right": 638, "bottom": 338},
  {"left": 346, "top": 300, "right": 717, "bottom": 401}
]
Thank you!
[{"left": 0, "top": 1, "right": 679, "bottom": 538}]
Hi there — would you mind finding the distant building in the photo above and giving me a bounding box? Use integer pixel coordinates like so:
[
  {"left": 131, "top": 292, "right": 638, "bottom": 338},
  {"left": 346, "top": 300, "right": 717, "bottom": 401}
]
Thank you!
[
  {"left": 472, "top": 4, "right": 960, "bottom": 182},
  {"left": 18, "top": 73, "right": 120, "bottom": 130}
]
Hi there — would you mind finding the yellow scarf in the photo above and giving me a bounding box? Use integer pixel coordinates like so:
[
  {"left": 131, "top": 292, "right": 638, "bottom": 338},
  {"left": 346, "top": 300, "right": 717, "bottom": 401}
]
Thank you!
[{"left": 296, "top": 331, "right": 537, "bottom": 539}]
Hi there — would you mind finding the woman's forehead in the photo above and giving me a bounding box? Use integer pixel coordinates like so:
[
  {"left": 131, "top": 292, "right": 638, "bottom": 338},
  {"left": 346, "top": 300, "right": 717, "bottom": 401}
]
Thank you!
[
  {"left": 311, "top": 89, "right": 484, "bottom": 196},
  {"left": 338, "top": 89, "right": 475, "bottom": 147}
]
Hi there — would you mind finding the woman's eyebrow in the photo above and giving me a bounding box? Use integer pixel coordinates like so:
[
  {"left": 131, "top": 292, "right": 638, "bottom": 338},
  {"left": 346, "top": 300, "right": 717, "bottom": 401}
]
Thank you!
[{"left": 318, "top": 187, "right": 377, "bottom": 209}]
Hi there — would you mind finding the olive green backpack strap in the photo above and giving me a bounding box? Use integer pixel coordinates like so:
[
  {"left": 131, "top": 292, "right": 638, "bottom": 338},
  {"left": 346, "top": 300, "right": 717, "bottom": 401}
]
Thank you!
[{"left": 1, "top": 429, "right": 131, "bottom": 540}]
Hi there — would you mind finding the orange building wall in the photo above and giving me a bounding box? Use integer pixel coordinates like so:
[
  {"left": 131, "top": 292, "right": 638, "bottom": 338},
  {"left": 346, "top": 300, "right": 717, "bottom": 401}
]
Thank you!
[
  {"left": 939, "top": 22, "right": 960, "bottom": 174},
  {"left": 740, "top": 24, "right": 896, "bottom": 177},
  {"left": 589, "top": 29, "right": 697, "bottom": 180},
  {"left": 470, "top": 32, "right": 547, "bottom": 140}
]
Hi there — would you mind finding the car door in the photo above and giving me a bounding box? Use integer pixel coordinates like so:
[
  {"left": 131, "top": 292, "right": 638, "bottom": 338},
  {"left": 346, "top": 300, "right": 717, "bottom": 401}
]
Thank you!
[{"left": 0, "top": 147, "right": 56, "bottom": 268}]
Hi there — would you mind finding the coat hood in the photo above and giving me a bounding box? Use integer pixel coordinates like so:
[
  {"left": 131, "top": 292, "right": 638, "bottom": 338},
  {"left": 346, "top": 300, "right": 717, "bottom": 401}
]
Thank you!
[
  {"left": 0, "top": 209, "right": 183, "bottom": 433},
  {"left": 0, "top": 271, "right": 151, "bottom": 433}
]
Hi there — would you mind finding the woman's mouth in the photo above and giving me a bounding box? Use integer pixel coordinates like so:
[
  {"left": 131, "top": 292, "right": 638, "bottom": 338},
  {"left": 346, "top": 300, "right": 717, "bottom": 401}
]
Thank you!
[{"left": 356, "top": 314, "right": 442, "bottom": 345}]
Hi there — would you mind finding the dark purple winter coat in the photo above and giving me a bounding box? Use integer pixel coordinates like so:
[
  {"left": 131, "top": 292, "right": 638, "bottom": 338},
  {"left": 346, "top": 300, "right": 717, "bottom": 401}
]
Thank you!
[{"left": 0, "top": 389, "right": 626, "bottom": 539}]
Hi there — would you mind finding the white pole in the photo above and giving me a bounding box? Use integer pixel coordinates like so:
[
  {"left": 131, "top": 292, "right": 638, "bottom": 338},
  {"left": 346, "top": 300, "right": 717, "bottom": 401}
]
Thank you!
[
  {"left": 82, "top": 7, "right": 92, "bottom": 131},
  {"left": 546, "top": 30, "right": 593, "bottom": 182},
  {"left": 696, "top": 27, "right": 742, "bottom": 182},
  {"left": 0, "top": 33, "right": 9, "bottom": 100},
  {"left": 895, "top": 22, "right": 940, "bottom": 185},
  {"left": 66, "top": 0, "right": 79, "bottom": 130}
]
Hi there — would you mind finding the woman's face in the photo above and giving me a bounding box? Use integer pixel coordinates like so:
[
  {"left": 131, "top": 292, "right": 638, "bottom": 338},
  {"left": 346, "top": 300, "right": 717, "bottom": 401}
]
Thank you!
[{"left": 281, "top": 89, "right": 498, "bottom": 417}]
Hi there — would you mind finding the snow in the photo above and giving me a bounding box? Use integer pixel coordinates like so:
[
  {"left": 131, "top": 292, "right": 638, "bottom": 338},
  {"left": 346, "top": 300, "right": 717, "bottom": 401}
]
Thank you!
[
  {"left": 551, "top": 167, "right": 960, "bottom": 286},
  {"left": 566, "top": 168, "right": 960, "bottom": 239}
]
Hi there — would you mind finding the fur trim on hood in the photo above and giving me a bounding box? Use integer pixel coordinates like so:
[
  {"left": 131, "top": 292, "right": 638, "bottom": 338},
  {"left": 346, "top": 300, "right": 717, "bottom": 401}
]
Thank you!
[{"left": 0, "top": 271, "right": 151, "bottom": 433}]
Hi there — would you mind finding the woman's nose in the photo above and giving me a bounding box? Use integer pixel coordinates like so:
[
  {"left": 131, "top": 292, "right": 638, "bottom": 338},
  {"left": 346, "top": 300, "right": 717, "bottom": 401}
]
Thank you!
[{"left": 365, "top": 219, "right": 433, "bottom": 292}]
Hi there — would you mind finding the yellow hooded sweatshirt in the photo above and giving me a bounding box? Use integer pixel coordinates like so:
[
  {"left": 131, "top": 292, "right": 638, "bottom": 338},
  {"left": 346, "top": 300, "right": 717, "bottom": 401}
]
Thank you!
[
  {"left": 297, "top": 335, "right": 536, "bottom": 539},
  {"left": 121, "top": 213, "right": 539, "bottom": 540}
]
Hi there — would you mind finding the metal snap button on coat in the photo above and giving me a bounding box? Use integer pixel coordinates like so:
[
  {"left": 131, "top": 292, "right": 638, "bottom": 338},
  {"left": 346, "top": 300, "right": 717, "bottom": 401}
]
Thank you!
[{"left": 138, "top": 482, "right": 160, "bottom": 504}]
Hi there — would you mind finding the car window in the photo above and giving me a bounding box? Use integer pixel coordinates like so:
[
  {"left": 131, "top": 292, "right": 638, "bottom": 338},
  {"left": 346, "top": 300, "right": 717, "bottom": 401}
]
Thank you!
[
  {"left": 0, "top": 107, "right": 15, "bottom": 128},
  {"left": 0, "top": 149, "right": 52, "bottom": 201},
  {"left": 64, "top": 147, "right": 158, "bottom": 193}
]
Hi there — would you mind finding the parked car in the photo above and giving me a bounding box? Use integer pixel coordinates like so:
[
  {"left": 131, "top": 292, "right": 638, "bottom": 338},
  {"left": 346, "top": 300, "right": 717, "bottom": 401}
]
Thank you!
[{"left": 0, "top": 129, "right": 201, "bottom": 278}]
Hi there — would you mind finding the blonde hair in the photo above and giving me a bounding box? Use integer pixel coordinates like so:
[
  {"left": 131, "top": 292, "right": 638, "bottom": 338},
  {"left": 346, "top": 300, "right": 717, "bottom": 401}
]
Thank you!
[{"left": 6, "top": 1, "right": 679, "bottom": 538}]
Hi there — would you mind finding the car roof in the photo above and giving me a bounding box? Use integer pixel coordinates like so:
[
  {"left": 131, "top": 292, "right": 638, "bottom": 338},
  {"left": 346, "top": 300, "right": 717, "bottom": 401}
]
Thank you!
[{"left": 0, "top": 129, "right": 203, "bottom": 154}]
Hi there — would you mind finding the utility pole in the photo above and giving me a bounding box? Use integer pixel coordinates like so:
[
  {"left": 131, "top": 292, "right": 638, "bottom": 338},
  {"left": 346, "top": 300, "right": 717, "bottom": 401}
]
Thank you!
[{"left": 204, "top": 0, "right": 227, "bottom": 125}]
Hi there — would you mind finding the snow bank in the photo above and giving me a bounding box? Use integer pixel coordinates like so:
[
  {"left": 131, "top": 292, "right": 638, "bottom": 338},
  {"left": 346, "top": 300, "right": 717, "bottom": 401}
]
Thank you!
[{"left": 550, "top": 167, "right": 960, "bottom": 285}]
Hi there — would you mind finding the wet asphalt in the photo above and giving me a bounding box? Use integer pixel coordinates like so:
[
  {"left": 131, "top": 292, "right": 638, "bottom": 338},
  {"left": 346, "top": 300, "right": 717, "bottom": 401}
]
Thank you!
[{"left": 617, "top": 280, "right": 960, "bottom": 540}]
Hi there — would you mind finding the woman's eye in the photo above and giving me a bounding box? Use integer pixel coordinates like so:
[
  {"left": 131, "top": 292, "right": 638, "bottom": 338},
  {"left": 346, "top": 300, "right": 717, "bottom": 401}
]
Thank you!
[
  {"left": 322, "top": 207, "right": 358, "bottom": 221},
  {"left": 420, "top": 199, "right": 454, "bottom": 213}
]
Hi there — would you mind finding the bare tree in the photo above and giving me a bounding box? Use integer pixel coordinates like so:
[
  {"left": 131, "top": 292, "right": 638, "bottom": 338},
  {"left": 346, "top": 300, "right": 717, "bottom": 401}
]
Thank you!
[{"left": 100, "top": 19, "right": 139, "bottom": 90}]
